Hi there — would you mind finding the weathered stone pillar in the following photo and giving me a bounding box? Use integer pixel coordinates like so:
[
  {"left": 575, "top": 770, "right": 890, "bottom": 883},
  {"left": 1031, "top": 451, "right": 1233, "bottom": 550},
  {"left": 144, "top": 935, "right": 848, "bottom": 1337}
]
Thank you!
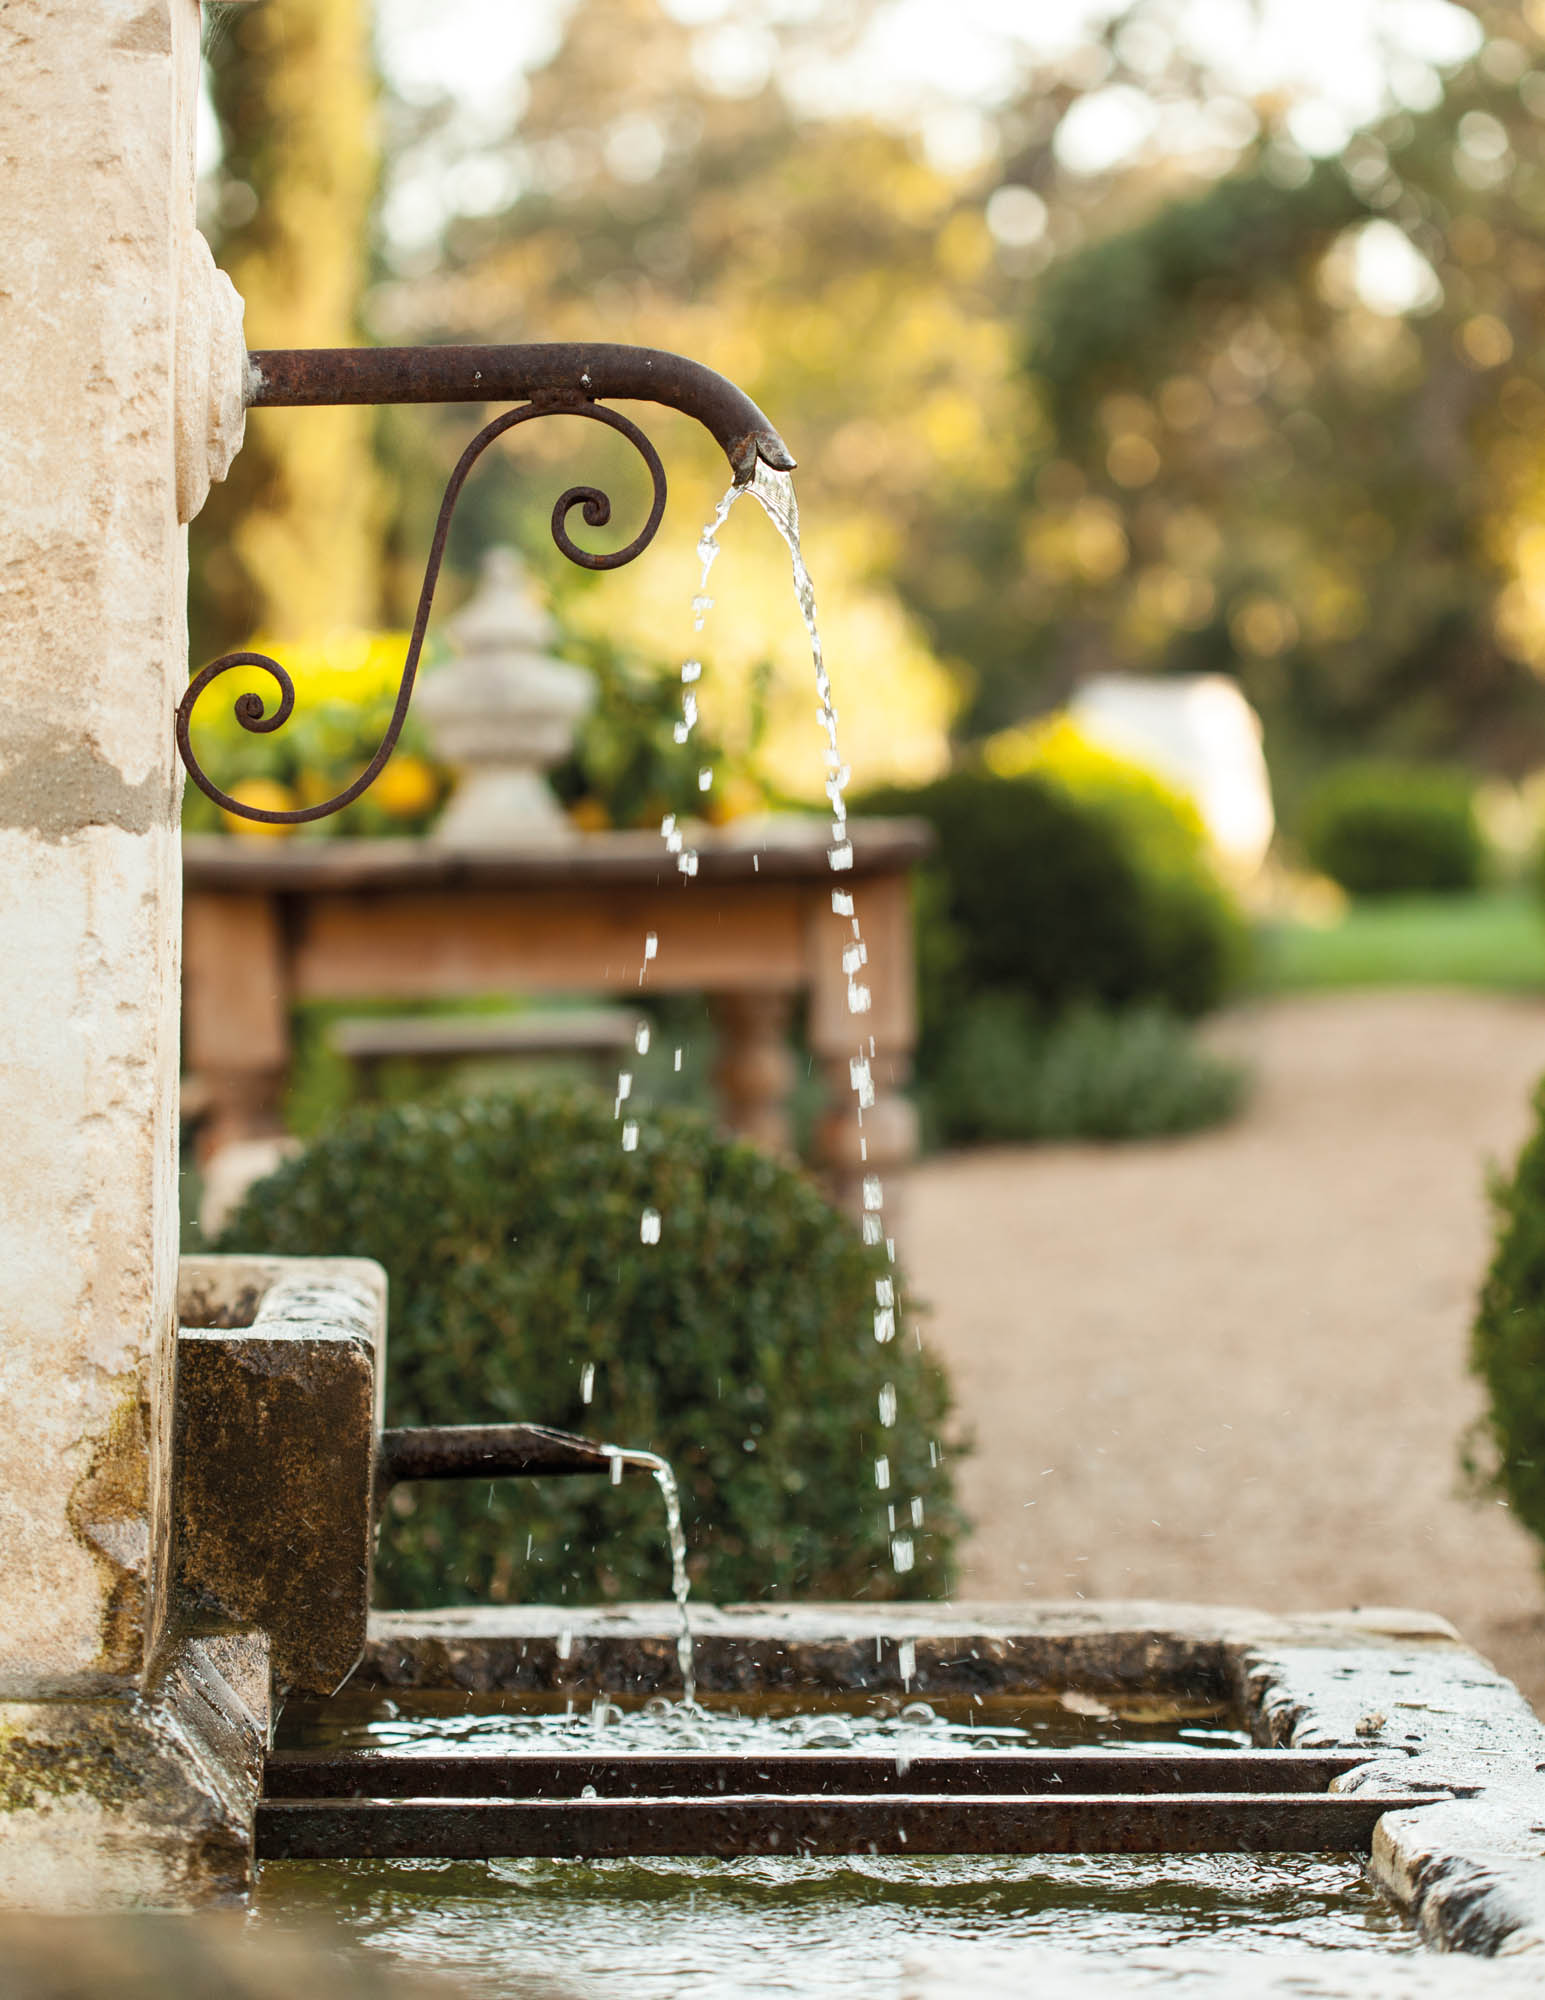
[{"left": 0, "top": 0, "right": 248, "bottom": 1905}]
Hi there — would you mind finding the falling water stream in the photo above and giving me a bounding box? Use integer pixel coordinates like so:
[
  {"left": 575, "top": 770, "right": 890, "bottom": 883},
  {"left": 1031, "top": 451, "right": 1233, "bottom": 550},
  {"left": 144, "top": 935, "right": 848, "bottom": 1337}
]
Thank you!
[
  {"left": 700, "top": 462, "right": 924, "bottom": 1577},
  {"left": 607, "top": 1446, "right": 695, "bottom": 1705},
  {"left": 593, "top": 459, "right": 915, "bottom": 1708}
]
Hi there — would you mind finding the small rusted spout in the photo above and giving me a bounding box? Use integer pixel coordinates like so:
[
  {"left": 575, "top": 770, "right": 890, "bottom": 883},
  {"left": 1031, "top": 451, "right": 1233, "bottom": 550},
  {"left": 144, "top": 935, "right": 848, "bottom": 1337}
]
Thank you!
[
  {"left": 376, "top": 1423, "right": 646, "bottom": 1511},
  {"left": 245, "top": 342, "right": 796, "bottom": 485}
]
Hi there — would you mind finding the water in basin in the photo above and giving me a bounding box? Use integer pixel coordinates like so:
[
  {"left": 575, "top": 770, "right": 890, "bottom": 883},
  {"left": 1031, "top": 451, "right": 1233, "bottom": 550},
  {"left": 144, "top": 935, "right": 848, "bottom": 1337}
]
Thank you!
[{"left": 258, "top": 1691, "right": 1417, "bottom": 1997}]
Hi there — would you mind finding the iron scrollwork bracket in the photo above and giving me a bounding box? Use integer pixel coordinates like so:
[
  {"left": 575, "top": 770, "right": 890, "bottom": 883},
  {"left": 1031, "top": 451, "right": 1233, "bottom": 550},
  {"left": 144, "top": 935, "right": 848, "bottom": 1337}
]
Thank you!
[{"left": 176, "top": 344, "right": 796, "bottom": 827}]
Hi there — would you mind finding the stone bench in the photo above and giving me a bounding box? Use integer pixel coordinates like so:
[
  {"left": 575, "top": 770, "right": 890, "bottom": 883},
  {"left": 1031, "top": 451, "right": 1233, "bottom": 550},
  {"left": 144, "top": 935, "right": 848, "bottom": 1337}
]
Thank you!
[{"left": 326, "top": 1005, "right": 643, "bottom": 1094}]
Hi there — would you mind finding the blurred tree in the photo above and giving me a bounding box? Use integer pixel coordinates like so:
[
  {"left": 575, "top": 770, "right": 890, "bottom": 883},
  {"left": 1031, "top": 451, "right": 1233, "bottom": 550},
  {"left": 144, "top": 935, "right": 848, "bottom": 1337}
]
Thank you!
[
  {"left": 363, "top": 0, "right": 976, "bottom": 800},
  {"left": 193, "top": 0, "right": 384, "bottom": 657},
  {"left": 907, "top": 0, "right": 1545, "bottom": 790},
  {"left": 198, "top": 0, "right": 1545, "bottom": 804}
]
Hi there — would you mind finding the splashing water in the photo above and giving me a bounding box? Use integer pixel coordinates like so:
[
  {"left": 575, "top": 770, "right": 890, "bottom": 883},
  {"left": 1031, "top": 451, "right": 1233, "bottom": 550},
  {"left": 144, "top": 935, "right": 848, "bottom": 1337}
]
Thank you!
[{"left": 607, "top": 1447, "right": 696, "bottom": 1704}]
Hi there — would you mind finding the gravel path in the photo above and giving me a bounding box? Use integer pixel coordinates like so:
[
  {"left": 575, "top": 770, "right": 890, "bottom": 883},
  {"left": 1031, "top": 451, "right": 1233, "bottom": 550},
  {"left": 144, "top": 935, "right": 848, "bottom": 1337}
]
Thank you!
[{"left": 904, "top": 990, "right": 1545, "bottom": 1711}]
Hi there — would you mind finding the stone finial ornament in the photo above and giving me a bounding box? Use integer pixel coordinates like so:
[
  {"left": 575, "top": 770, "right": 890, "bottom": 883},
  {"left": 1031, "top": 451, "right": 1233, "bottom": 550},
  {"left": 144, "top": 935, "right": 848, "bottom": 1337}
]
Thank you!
[{"left": 416, "top": 546, "right": 597, "bottom": 846}]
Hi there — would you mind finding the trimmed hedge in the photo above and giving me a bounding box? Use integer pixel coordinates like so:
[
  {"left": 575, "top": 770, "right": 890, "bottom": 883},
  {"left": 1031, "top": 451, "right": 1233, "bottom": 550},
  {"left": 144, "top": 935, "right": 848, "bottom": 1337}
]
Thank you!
[
  {"left": 1470, "top": 1077, "right": 1545, "bottom": 1561},
  {"left": 217, "top": 1090, "right": 960, "bottom": 1609},
  {"left": 1301, "top": 763, "right": 1483, "bottom": 898},
  {"left": 856, "top": 768, "right": 1243, "bottom": 1044},
  {"left": 924, "top": 997, "right": 1248, "bottom": 1147}
]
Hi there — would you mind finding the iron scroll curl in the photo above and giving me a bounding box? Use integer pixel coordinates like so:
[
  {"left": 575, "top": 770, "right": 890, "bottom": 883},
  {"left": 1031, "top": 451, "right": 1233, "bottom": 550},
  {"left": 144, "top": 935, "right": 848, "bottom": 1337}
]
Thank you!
[{"left": 175, "top": 399, "right": 669, "bottom": 829}]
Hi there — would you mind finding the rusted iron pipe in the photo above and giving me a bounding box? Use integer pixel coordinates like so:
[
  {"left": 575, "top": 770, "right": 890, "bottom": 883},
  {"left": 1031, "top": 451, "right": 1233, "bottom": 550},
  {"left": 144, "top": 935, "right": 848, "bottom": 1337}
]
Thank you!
[
  {"left": 246, "top": 343, "right": 796, "bottom": 483},
  {"left": 377, "top": 1422, "right": 641, "bottom": 1494}
]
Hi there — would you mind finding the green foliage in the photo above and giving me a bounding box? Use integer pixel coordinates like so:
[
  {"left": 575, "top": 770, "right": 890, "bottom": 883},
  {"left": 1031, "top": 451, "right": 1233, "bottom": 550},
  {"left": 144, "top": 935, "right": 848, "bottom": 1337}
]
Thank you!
[
  {"left": 548, "top": 635, "right": 754, "bottom": 829},
  {"left": 924, "top": 997, "right": 1247, "bottom": 1147},
  {"left": 1029, "top": 162, "right": 1366, "bottom": 419},
  {"left": 216, "top": 1089, "right": 960, "bottom": 1608},
  {"left": 1301, "top": 763, "right": 1484, "bottom": 898},
  {"left": 1469, "top": 1077, "right": 1545, "bottom": 1562},
  {"left": 911, "top": 45, "right": 1545, "bottom": 762},
  {"left": 856, "top": 770, "right": 1243, "bottom": 1050}
]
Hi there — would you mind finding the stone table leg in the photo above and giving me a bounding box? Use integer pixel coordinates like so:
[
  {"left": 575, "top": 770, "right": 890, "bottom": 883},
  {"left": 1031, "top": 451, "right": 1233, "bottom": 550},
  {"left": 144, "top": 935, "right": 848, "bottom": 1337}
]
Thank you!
[
  {"left": 709, "top": 991, "right": 797, "bottom": 1159},
  {"left": 807, "top": 872, "right": 919, "bottom": 1228}
]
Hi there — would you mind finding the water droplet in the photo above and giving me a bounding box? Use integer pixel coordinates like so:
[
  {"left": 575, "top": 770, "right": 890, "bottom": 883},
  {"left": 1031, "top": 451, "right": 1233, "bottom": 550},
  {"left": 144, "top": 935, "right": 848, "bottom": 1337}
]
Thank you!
[
  {"left": 800, "top": 1717, "right": 855, "bottom": 1750},
  {"left": 911, "top": 1497, "right": 925, "bottom": 1528},
  {"left": 929, "top": 1440, "right": 940, "bottom": 1468},
  {"left": 644, "top": 933, "right": 658, "bottom": 960},
  {"left": 878, "top": 1382, "right": 898, "bottom": 1426},
  {"left": 842, "top": 943, "right": 867, "bottom": 975},
  {"left": 557, "top": 1627, "right": 573, "bottom": 1661},
  {"left": 614, "top": 1072, "right": 632, "bottom": 1115},
  {"left": 898, "top": 1637, "right": 917, "bottom": 1682},
  {"left": 828, "top": 843, "right": 854, "bottom": 872},
  {"left": 874, "top": 1308, "right": 895, "bottom": 1343},
  {"left": 640, "top": 1207, "right": 662, "bottom": 1245},
  {"left": 580, "top": 1362, "right": 595, "bottom": 1404},
  {"left": 673, "top": 1047, "right": 683, "bottom": 1071},
  {"left": 698, "top": 767, "right": 713, "bottom": 792},
  {"left": 682, "top": 658, "right": 702, "bottom": 683},
  {"left": 891, "top": 1535, "right": 915, "bottom": 1575},
  {"left": 832, "top": 890, "right": 855, "bottom": 916},
  {"left": 682, "top": 692, "right": 699, "bottom": 728},
  {"left": 862, "top": 1175, "right": 883, "bottom": 1211},
  {"left": 678, "top": 850, "right": 699, "bottom": 876},
  {"left": 622, "top": 1120, "right": 639, "bottom": 1152},
  {"left": 635, "top": 1023, "right": 651, "bottom": 1055},
  {"left": 875, "top": 1455, "right": 890, "bottom": 1490},
  {"left": 849, "top": 1056, "right": 874, "bottom": 1108},
  {"left": 862, "top": 1214, "right": 883, "bottom": 1246},
  {"left": 875, "top": 1277, "right": 893, "bottom": 1308},
  {"left": 673, "top": 721, "right": 689, "bottom": 744},
  {"left": 847, "top": 981, "right": 871, "bottom": 1014}
]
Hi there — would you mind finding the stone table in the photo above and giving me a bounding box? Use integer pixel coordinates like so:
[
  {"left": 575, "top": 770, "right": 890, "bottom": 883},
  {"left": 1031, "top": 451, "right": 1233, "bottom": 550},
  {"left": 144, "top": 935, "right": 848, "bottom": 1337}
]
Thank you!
[{"left": 182, "top": 818, "right": 930, "bottom": 1213}]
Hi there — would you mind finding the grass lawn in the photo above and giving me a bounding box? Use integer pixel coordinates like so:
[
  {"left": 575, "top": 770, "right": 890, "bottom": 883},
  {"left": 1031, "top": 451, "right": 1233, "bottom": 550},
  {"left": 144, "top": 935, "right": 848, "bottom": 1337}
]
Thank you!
[{"left": 1253, "top": 887, "right": 1545, "bottom": 993}]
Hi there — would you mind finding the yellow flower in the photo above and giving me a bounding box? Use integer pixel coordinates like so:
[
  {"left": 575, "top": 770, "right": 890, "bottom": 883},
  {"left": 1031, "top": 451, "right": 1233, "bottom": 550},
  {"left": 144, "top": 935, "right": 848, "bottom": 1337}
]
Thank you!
[
  {"left": 568, "top": 796, "right": 611, "bottom": 833},
  {"left": 371, "top": 753, "right": 440, "bottom": 820},
  {"left": 220, "top": 778, "right": 298, "bottom": 838}
]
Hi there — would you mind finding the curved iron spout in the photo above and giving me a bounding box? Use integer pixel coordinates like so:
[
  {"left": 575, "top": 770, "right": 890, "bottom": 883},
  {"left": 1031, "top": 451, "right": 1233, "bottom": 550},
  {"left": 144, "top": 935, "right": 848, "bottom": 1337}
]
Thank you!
[
  {"left": 377, "top": 1422, "right": 647, "bottom": 1500},
  {"left": 180, "top": 340, "right": 796, "bottom": 827},
  {"left": 246, "top": 342, "right": 796, "bottom": 484}
]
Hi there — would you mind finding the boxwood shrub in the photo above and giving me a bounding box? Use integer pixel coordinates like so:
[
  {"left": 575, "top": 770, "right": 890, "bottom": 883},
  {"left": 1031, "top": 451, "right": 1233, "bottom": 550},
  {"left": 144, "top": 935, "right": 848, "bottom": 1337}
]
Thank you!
[
  {"left": 924, "top": 997, "right": 1248, "bottom": 1147},
  {"left": 1470, "top": 1077, "right": 1545, "bottom": 1558},
  {"left": 216, "top": 1090, "right": 960, "bottom": 1609},
  {"left": 855, "top": 768, "right": 1242, "bottom": 1047},
  {"left": 1301, "top": 762, "right": 1483, "bottom": 897}
]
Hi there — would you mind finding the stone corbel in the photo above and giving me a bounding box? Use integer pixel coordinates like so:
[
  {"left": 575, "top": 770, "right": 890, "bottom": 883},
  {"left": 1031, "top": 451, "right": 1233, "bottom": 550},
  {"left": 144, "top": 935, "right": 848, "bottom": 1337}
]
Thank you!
[{"left": 174, "top": 230, "right": 248, "bottom": 524}]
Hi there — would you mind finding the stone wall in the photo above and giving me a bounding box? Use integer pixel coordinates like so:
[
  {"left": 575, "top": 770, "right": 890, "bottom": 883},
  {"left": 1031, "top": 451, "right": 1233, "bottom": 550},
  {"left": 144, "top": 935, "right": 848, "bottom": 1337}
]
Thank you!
[{"left": 0, "top": 0, "right": 249, "bottom": 1905}]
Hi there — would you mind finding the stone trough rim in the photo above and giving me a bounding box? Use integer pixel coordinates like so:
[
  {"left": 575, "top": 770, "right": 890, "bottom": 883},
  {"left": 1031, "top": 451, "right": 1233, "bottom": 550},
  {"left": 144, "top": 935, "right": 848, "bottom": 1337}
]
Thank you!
[{"left": 353, "top": 1597, "right": 1545, "bottom": 1960}]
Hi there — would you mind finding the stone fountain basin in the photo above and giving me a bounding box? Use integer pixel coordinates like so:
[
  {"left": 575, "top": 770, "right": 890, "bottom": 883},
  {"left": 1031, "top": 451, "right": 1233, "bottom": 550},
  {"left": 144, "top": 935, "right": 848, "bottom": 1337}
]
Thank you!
[{"left": 336, "top": 1597, "right": 1545, "bottom": 1959}]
